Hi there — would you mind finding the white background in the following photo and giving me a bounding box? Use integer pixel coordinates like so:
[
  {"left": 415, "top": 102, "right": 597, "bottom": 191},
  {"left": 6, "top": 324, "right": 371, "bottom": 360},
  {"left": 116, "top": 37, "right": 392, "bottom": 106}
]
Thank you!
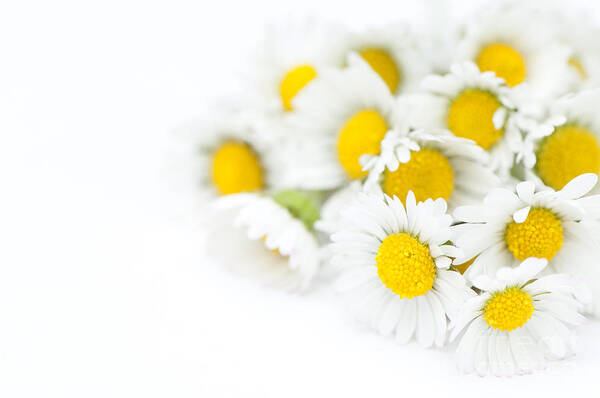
[{"left": 2, "top": 0, "right": 600, "bottom": 396}]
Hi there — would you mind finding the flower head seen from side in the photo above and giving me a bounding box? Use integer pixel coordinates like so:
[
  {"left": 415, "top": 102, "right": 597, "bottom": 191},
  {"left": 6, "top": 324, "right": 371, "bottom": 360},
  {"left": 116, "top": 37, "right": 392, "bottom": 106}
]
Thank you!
[
  {"left": 360, "top": 123, "right": 499, "bottom": 210},
  {"left": 419, "top": 62, "right": 536, "bottom": 177},
  {"left": 451, "top": 258, "right": 588, "bottom": 376},
  {"left": 562, "top": 27, "right": 600, "bottom": 92},
  {"left": 456, "top": 1, "right": 569, "bottom": 99},
  {"left": 521, "top": 89, "right": 600, "bottom": 192},
  {"left": 285, "top": 53, "right": 400, "bottom": 190},
  {"left": 177, "top": 108, "right": 286, "bottom": 201},
  {"left": 535, "top": 2, "right": 600, "bottom": 94},
  {"left": 338, "top": 23, "right": 431, "bottom": 95},
  {"left": 330, "top": 192, "right": 473, "bottom": 347},
  {"left": 248, "top": 17, "right": 345, "bottom": 115},
  {"left": 209, "top": 190, "right": 322, "bottom": 291},
  {"left": 452, "top": 174, "right": 600, "bottom": 285}
]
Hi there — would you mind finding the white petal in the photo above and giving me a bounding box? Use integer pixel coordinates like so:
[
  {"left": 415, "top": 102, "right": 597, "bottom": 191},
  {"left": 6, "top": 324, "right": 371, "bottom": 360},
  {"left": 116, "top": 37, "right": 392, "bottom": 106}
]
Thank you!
[
  {"left": 516, "top": 181, "right": 535, "bottom": 202},
  {"left": 456, "top": 319, "right": 483, "bottom": 374},
  {"left": 496, "top": 332, "right": 515, "bottom": 376},
  {"left": 395, "top": 299, "right": 416, "bottom": 344},
  {"left": 335, "top": 267, "right": 376, "bottom": 291},
  {"left": 488, "top": 330, "right": 500, "bottom": 376},
  {"left": 516, "top": 257, "right": 548, "bottom": 282},
  {"left": 428, "top": 292, "right": 448, "bottom": 347},
  {"left": 493, "top": 107, "right": 507, "bottom": 129},
  {"left": 513, "top": 206, "right": 531, "bottom": 223},
  {"left": 559, "top": 173, "right": 598, "bottom": 199},
  {"left": 509, "top": 328, "right": 535, "bottom": 374},
  {"left": 453, "top": 205, "right": 487, "bottom": 223},
  {"left": 474, "top": 329, "right": 490, "bottom": 376},
  {"left": 377, "top": 298, "right": 405, "bottom": 336},
  {"left": 435, "top": 256, "right": 452, "bottom": 269},
  {"left": 416, "top": 296, "right": 435, "bottom": 348}
]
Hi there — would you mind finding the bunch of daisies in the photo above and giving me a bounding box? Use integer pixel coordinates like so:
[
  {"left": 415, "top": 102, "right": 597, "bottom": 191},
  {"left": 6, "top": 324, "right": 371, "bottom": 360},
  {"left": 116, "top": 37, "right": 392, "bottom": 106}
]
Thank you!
[{"left": 183, "top": 0, "right": 600, "bottom": 376}]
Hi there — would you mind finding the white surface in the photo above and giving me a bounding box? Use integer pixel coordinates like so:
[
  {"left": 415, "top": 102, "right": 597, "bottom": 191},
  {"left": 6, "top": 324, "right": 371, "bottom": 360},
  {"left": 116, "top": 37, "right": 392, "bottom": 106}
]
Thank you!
[{"left": 1, "top": 0, "right": 600, "bottom": 396}]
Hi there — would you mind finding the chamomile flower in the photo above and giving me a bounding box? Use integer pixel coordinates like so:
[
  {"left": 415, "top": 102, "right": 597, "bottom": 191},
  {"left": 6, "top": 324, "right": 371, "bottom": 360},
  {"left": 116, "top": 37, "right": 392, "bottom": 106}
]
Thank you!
[
  {"left": 249, "top": 17, "right": 345, "bottom": 114},
  {"left": 521, "top": 89, "right": 600, "bottom": 191},
  {"left": 316, "top": 106, "right": 492, "bottom": 236},
  {"left": 360, "top": 126, "right": 499, "bottom": 210},
  {"left": 337, "top": 23, "right": 431, "bottom": 95},
  {"left": 285, "top": 53, "right": 400, "bottom": 190},
  {"left": 330, "top": 192, "right": 473, "bottom": 347},
  {"left": 456, "top": 1, "right": 569, "bottom": 99},
  {"left": 532, "top": 0, "right": 600, "bottom": 93},
  {"left": 209, "top": 191, "right": 322, "bottom": 291},
  {"left": 452, "top": 174, "right": 600, "bottom": 285},
  {"left": 418, "top": 62, "right": 535, "bottom": 176},
  {"left": 451, "top": 258, "right": 588, "bottom": 376},
  {"left": 559, "top": 19, "right": 600, "bottom": 92},
  {"left": 178, "top": 108, "right": 286, "bottom": 200}
]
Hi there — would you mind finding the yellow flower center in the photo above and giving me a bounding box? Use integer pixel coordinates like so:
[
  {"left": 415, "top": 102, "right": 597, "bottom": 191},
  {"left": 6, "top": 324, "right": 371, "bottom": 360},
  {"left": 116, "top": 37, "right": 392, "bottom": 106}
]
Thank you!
[
  {"left": 280, "top": 64, "right": 317, "bottom": 111},
  {"left": 382, "top": 149, "right": 454, "bottom": 204},
  {"left": 484, "top": 287, "right": 534, "bottom": 332},
  {"left": 568, "top": 57, "right": 587, "bottom": 80},
  {"left": 337, "top": 109, "right": 388, "bottom": 179},
  {"left": 505, "top": 208, "right": 563, "bottom": 261},
  {"left": 375, "top": 233, "right": 436, "bottom": 299},
  {"left": 476, "top": 43, "right": 526, "bottom": 87},
  {"left": 536, "top": 124, "right": 600, "bottom": 190},
  {"left": 447, "top": 89, "right": 503, "bottom": 150},
  {"left": 211, "top": 141, "right": 264, "bottom": 195},
  {"left": 359, "top": 48, "right": 401, "bottom": 94}
]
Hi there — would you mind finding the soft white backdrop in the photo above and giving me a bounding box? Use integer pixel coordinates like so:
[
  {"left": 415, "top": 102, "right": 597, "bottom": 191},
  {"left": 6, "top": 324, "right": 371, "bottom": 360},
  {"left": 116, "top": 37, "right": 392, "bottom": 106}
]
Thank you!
[{"left": 2, "top": 0, "right": 600, "bottom": 396}]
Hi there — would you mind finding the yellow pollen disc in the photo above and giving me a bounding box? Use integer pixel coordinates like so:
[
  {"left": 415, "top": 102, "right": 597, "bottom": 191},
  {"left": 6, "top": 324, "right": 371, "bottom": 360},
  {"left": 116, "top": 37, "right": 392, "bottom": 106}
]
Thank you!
[
  {"left": 280, "top": 64, "right": 317, "bottom": 111},
  {"left": 337, "top": 109, "right": 388, "bottom": 179},
  {"left": 505, "top": 208, "right": 563, "bottom": 261},
  {"left": 359, "top": 48, "right": 402, "bottom": 93},
  {"left": 447, "top": 89, "right": 503, "bottom": 150},
  {"left": 536, "top": 124, "right": 600, "bottom": 190},
  {"left": 484, "top": 287, "right": 534, "bottom": 332},
  {"left": 375, "top": 233, "right": 436, "bottom": 299},
  {"left": 568, "top": 57, "right": 587, "bottom": 80},
  {"left": 476, "top": 43, "right": 526, "bottom": 87},
  {"left": 382, "top": 149, "right": 454, "bottom": 204},
  {"left": 211, "top": 141, "right": 264, "bottom": 195}
]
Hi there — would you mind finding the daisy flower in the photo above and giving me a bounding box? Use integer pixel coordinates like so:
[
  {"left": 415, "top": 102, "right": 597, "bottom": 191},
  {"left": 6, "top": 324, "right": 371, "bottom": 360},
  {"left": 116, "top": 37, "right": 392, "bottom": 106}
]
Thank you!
[
  {"left": 451, "top": 258, "right": 589, "bottom": 376},
  {"left": 248, "top": 17, "right": 345, "bottom": 114},
  {"left": 455, "top": 1, "right": 569, "bottom": 99},
  {"left": 178, "top": 108, "right": 285, "bottom": 200},
  {"left": 337, "top": 23, "right": 431, "bottom": 95},
  {"left": 452, "top": 174, "right": 600, "bottom": 286},
  {"left": 418, "top": 62, "right": 538, "bottom": 176},
  {"left": 558, "top": 15, "right": 600, "bottom": 93},
  {"left": 285, "top": 53, "right": 401, "bottom": 190},
  {"left": 563, "top": 39, "right": 600, "bottom": 93},
  {"left": 316, "top": 102, "right": 498, "bottom": 236},
  {"left": 360, "top": 125, "right": 499, "bottom": 210},
  {"left": 330, "top": 192, "right": 473, "bottom": 347},
  {"left": 527, "top": 0, "right": 600, "bottom": 93},
  {"left": 209, "top": 190, "right": 322, "bottom": 291},
  {"left": 520, "top": 89, "right": 600, "bottom": 192}
]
